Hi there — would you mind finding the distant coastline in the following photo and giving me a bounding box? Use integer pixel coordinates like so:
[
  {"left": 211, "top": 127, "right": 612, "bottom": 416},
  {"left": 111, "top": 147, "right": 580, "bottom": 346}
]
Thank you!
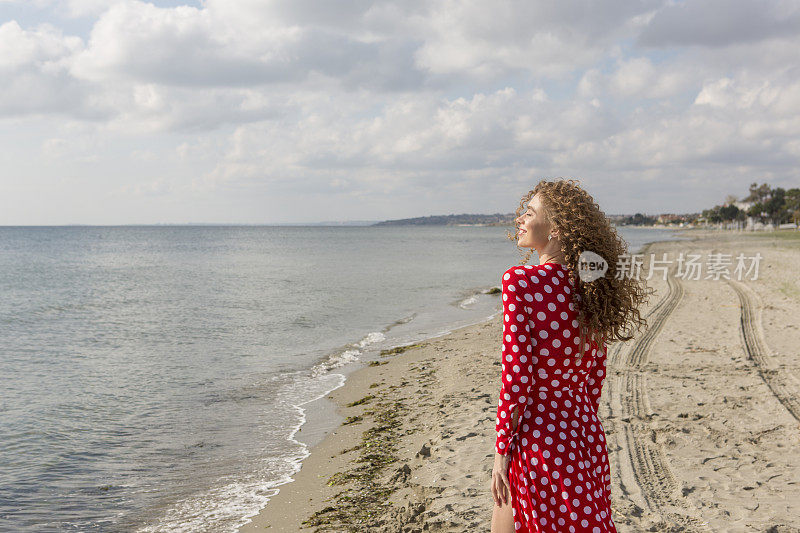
[{"left": 371, "top": 212, "right": 694, "bottom": 228}]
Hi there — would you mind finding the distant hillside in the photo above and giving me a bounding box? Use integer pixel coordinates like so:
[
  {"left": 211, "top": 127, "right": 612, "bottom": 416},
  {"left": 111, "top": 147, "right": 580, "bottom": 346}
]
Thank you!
[
  {"left": 372, "top": 213, "right": 515, "bottom": 226},
  {"left": 373, "top": 212, "right": 699, "bottom": 227}
]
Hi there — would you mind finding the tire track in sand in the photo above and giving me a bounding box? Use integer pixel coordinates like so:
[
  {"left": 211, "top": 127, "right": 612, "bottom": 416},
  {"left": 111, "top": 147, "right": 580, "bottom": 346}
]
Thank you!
[
  {"left": 728, "top": 279, "right": 800, "bottom": 423},
  {"left": 607, "top": 267, "right": 709, "bottom": 531}
]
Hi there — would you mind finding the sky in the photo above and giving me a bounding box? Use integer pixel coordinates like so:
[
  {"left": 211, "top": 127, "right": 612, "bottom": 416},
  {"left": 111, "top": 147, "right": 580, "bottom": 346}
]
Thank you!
[{"left": 1, "top": 0, "right": 799, "bottom": 224}]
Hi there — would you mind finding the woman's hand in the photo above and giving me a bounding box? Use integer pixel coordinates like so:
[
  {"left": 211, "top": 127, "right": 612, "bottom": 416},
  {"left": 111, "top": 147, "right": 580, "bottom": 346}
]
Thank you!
[
  {"left": 492, "top": 406, "right": 517, "bottom": 507},
  {"left": 491, "top": 452, "right": 511, "bottom": 507}
]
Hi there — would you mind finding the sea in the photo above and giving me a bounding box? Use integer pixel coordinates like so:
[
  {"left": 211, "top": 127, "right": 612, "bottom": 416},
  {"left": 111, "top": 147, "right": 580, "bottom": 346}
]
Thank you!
[{"left": 0, "top": 225, "right": 685, "bottom": 532}]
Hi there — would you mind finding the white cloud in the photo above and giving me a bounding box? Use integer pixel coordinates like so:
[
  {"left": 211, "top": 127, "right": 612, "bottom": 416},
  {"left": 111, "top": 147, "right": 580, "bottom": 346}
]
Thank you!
[
  {"left": 694, "top": 77, "right": 784, "bottom": 110},
  {"left": 0, "top": 20, "right": 80, "bottom": 70},
  {"left": 1, "top": 0, "right": 800, "bottom": 224},
  {"left": 71, "top": 2, "right": 272, "bottom": 86},
  {"left": 0, "top": 21, "right": 98, "bottom": 117},
  {"left": 69, "top": 0, "right": 428, "bottom": 90},
  {"left": 413, "top": 0, "right": 659, "bottom": 78},
  {"left": 61, "top": 0, "right": 117, "bottom": 18}
]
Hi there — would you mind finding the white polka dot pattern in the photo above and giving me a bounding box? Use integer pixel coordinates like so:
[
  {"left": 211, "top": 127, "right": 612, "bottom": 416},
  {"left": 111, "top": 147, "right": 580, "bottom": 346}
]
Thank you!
[
  {"left": 494, "top": 263, "right": 616, "bottom": 532},
  {"left": 495, "top": 266, "right": 535, "bottom": 455}
]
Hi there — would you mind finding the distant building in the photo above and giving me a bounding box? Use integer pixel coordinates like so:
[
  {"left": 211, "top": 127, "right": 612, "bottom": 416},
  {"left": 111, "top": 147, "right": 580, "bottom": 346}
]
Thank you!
[
  {"left": 731, "top": 200, "right": 757, "bottom": 229},
  {"left": 656, "top": 213, "right": 682, "bottom": 224}
]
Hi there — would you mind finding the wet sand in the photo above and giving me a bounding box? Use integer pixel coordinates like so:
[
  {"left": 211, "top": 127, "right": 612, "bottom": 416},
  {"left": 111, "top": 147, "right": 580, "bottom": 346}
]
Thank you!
[{"left": 239, "top": 228, "right": 800, "bottom": 532}]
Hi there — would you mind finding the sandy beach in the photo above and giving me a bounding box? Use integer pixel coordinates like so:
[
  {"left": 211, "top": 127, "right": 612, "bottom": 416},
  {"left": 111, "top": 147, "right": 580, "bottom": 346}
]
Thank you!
[{"left": 239, "top": 228, "right": 800, "bottom": 532}]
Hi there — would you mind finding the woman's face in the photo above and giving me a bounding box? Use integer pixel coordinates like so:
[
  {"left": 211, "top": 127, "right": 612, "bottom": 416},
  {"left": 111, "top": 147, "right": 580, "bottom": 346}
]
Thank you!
[{"left": 515, "top": 193, "right": 551, "bottom": 250}]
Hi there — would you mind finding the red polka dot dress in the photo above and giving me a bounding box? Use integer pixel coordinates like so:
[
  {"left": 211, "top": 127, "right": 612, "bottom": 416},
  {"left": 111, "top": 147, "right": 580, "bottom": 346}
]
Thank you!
[{"left": 495, "top": 263, "right": 616, "bottom": 533}]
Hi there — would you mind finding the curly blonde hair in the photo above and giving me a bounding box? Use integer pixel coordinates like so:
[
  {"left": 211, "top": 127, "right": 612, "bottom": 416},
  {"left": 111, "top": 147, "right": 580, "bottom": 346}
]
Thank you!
[{"left": 506, "top": 178, "right": 653, "bottom": 357}]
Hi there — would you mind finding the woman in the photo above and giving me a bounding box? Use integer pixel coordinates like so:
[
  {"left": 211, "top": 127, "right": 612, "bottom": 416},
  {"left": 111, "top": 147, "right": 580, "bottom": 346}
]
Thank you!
[{"left": 490, "top": 179, "right": 651, "bottom": 533}]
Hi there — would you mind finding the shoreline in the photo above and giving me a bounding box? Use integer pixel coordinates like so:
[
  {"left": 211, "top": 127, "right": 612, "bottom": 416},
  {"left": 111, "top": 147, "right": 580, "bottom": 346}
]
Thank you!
[
  {"left": 239, "top": 227, "right": 800, "bottom": 531},
  {"left": 236, "top": 230, "right": 687, "bottom": 532},
  {"left": 235, "top": 230, "right": 691, "bottom": 533},
  {"left": 238, "top": 315, "right": 505, "bottom": 532}
]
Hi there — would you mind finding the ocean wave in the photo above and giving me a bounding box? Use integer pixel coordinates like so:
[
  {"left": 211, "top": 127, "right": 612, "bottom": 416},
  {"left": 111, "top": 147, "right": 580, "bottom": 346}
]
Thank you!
[{"left": 310, "top": 330, "right": 387, "bottom": 377}]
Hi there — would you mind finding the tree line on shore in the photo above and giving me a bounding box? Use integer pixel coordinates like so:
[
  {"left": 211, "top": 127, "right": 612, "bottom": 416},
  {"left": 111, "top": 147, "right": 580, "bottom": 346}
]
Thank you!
[{"left": 701, "top": 182, "right": 800, "bottom": 226}]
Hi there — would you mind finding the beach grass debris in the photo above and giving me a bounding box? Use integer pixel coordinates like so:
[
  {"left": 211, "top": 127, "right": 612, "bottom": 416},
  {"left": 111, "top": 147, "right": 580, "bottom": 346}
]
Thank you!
[
  {"left": 345, "top": 394, "right": 374, "bottom": 407},
  {"left": 379, "top": 343, "right": 423, "bottom": 357},
  {"left": 338, "top": 444, "right": 362, "bottom": 455},
  {"left": 368, "top": 360, "right": 389, "bottom": 366},
  {"left": 303, "top": 399, "right": 405, "bottom": 531},
  {"left": 343, "top": 415, "right": 363, "bottom": 425},
  {"left": 484, "top": 286, "right": 502, "bottom": 294}
]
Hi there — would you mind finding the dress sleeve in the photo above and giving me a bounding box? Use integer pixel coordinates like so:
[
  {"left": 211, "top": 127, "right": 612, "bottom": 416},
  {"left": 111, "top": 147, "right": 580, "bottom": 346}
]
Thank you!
[
  {"left": 495, "top": 267, "right": 535, "bottom": 456},
  {"left": 586, "top": 340, "right": 608, "bottom": 412}
]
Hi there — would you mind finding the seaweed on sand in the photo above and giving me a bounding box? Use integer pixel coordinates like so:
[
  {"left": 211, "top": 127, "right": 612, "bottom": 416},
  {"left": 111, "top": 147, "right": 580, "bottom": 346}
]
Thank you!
[{"left": 302, "top": 399, "right": 405, "bottom": 531}]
